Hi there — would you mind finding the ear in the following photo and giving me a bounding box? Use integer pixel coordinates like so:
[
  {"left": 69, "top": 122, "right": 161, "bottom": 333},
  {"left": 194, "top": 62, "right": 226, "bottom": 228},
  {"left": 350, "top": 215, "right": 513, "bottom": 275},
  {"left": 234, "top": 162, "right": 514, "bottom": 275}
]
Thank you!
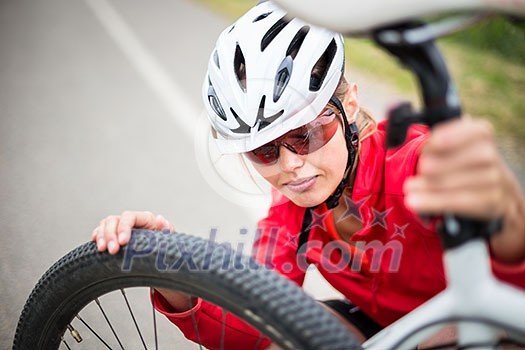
[{"left": 343, "top": 82, "right": 359, "bottom": 121}]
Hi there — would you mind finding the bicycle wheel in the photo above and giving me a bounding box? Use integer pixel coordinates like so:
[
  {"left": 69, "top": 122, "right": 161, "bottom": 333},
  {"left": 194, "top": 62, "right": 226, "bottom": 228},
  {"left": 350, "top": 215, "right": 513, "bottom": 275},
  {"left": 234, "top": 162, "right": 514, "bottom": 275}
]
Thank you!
[{"left": 12, "top": 229, "right": 361, "bottom": 350}]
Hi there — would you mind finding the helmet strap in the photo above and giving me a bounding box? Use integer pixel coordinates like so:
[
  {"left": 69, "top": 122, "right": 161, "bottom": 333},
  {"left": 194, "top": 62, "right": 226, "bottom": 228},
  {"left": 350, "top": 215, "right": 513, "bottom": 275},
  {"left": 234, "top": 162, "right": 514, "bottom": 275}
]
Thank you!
[
  {"left": 296, "top": 95, "right": 360, "bottom": 254},
  {"left": 324, "top": 95, "right": 359, "bottom": 209}
]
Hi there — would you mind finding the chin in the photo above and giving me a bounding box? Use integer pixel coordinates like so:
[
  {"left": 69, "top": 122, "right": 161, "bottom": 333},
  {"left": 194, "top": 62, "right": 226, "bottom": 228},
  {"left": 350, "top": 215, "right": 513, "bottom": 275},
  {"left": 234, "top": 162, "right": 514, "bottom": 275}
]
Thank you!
[{"left": 284, "top": 190, "right": 328, "bottom": 208}]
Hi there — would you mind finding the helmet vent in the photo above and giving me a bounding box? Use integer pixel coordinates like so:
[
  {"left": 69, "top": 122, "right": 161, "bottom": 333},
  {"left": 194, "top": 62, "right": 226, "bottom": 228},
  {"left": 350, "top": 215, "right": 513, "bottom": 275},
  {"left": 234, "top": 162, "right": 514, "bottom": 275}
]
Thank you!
[
  {"left": 230, "top": 108, "right": 251, "bottom": 134},
  {"left": 286, "top": 26, "right": 309, "bottom": 59},
  {"left": 213, "top": 50, "right": 220, "bottom": 68},
  {"left": 261, "top": 15, "right": 291, "bottom": 52},
  {"left": 208, "top": 80, "right": 227, "bottom": 121},
  {"left": 256, "top": 95, "right": 284, "bottom": 131},
  {"left": 273, "top": 56, "right": 293, "bottom": 102},
  {"left": 234, "top": 45, "right": 247, "bottom": 92},
  {"left": 253, "top": 11, "right": 273, "bottom": 22},
  {"left": 310, "top": 38, "right": 337, "bottom": 92}
]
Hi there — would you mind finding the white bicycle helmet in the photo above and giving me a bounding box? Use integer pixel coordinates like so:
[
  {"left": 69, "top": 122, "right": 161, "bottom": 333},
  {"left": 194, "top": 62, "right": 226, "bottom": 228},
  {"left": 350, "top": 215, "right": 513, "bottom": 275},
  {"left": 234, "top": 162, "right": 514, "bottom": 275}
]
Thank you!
[{"left": 203, "top": 0, "right": 345, "bottom": 154}]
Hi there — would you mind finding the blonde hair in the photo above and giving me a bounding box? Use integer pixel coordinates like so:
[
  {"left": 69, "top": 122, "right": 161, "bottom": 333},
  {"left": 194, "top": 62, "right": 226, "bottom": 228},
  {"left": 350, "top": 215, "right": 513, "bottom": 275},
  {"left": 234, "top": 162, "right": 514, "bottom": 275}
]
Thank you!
[
  {"left": 332, "top": 76, "right": 377, "bottom": 143},
  {"left": 311, "top": 53, "right": 377, "bottom": 142}
]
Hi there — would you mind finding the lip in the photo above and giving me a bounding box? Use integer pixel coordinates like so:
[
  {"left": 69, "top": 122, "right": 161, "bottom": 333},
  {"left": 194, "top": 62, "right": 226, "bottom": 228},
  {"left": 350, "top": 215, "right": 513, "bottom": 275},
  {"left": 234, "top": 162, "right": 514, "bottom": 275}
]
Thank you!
[{"left": 284, "top": 176, "right": 318, "bottom": 193}]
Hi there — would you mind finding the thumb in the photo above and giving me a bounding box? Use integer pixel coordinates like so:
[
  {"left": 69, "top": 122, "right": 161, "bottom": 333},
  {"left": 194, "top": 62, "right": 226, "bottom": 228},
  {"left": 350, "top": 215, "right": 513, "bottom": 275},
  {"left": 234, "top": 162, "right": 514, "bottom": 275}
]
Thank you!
[{"left": 155, "top": 214, "right": 173, "bottom": 231}]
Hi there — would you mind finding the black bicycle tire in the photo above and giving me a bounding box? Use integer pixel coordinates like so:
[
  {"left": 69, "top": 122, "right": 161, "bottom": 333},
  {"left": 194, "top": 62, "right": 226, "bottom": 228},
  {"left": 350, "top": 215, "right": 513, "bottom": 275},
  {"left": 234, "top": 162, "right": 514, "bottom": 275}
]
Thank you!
[{"left": 13, "top": 229, "right": 362, "bottom": 350}]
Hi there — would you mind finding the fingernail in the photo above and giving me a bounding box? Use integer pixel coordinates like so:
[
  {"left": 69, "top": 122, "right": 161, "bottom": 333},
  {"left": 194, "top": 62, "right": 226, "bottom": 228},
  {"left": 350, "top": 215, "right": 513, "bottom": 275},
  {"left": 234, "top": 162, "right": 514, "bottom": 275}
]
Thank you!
[
  {"left": 108, "top": 241, "right": 117, "bottom": 252},
  {"left": 118, "top": 232, "right": 126, "bottom": 244},
  {"left": 97, "top": 238, "right": 105, "bottom": 251}
]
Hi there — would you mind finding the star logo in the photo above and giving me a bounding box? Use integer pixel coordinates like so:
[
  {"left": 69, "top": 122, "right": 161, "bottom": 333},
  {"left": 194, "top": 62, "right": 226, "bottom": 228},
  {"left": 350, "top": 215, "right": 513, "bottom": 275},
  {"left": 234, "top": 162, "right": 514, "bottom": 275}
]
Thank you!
[
  {"left": 370, "top": 207, "right": 393, "bottom": 229},
  {"left": 310, "top": 210, "right": 330, "bottom": 231},
  {"left": 336, "top": 195, "right": 368, "bottom": 224},
  {"left": 285, "top": 231, "right": 299, "bottom": 248},
  {"left": 392, "top": 223, "right": 409, "bottom": 239},
  {"left": 231, "top": 95, "right": 284, "bottom": 134}
]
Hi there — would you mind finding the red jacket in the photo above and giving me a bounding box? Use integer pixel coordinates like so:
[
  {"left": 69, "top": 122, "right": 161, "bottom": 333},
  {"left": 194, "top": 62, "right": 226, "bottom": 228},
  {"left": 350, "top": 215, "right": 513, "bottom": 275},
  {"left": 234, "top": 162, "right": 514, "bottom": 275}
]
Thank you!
[{"left": 153, "top": 120, "right": 525, "bottom": 349}]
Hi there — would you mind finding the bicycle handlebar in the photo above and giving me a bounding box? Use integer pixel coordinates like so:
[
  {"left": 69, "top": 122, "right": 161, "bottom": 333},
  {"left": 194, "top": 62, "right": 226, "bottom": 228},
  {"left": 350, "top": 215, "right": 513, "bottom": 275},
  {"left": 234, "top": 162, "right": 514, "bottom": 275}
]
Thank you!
[
  {"left": 273, "top": 0, "right": 525, "bottom": 33},
  {"left": 273, "top": 0, "right": 510, "bottom": 248}
]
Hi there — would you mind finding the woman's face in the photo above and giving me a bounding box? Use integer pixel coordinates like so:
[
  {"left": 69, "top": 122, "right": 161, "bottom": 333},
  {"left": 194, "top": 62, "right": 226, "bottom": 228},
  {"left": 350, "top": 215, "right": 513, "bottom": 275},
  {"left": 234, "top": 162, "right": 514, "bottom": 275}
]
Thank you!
[
  {"left": 252, "top": 122, "right": 348, "bottom": 207},
  {"left": 250, "top": 85, "right": 358, "bottom": 208}
]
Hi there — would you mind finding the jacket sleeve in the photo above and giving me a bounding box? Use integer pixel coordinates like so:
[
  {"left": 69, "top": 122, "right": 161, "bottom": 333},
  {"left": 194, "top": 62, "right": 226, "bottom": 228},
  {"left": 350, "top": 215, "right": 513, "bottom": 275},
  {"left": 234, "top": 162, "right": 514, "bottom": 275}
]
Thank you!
[
  {"left": 151, "top": 190, "right": 306, "bottom": 349},
  {"left": 151, "top": 291, "right": 271, "bottom": 350}
]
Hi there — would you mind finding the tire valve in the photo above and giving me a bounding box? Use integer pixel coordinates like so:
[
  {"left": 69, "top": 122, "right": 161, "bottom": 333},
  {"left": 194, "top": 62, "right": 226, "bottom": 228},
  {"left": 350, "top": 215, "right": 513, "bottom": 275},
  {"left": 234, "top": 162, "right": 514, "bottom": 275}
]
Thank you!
[{"left": 67, "top": 324, "right": 83, "bottom": 343}]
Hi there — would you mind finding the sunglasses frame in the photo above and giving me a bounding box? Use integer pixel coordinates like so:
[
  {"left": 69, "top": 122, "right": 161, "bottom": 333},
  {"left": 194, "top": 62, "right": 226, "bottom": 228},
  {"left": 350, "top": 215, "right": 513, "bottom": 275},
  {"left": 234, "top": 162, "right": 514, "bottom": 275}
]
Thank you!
[{"left": 246, "top": 96, "right": 351, "bottom": 166}]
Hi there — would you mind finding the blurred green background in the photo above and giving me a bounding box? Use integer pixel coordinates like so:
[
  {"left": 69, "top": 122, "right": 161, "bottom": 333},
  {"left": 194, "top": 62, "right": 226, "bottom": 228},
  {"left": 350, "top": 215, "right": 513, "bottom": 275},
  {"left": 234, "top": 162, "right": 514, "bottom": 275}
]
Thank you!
[{"left": 194, "top": 0, "right": 525, "bottom": 141}]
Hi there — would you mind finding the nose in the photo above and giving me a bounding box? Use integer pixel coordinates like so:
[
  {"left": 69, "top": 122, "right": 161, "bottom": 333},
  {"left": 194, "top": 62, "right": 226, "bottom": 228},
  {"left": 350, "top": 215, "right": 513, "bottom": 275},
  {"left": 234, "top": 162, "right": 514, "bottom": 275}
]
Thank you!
[{"left": 278, "top": 145, "right": 305, "bottom": 172}]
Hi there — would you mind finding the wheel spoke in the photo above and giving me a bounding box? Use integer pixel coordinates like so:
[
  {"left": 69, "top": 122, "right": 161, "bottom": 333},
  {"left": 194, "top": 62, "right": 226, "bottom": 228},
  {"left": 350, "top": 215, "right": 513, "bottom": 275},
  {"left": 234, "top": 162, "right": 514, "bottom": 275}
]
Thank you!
[
  {"left": 188, "top": 296, "right": 204, "bottom": 350},
  {"left": 150, "top": 289, "right": 159, "bottom": 350},
  {"left": 61, "top": 337, "right": 72, "bottom": 350},
  {"left": 253, "top": 334, "right": 264, "bottom": 350},
  {"left": 220, "top": 309, "right": 227, "bottom": 350},
  {"left": 120, "top": 289, "right": 148, "bottom": 349},
  {"left": 76, "top": 313, "right": 114, "bottom": 350},
  {"left": 95, "top": 298, "right": 125, "bottom": 349}
]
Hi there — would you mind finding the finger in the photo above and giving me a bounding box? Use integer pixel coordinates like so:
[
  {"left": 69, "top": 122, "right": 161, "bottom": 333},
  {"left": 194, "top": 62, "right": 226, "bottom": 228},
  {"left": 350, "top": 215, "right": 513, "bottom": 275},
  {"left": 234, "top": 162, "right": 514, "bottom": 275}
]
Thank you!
[
  {"left": 132, "top": 211, "right": 158, "bottom": 228},
  {"left": 418, "top": 140, "right": 499, "bottom": 180},
  {"left": 425, "top": 118, "right": 493, "bottom": 155},
  {"left": 91, "top": 227, "right": 99, "bottom": 241},
  {"left": 405, "top": 187, "right": 503, "bottom": 219},
  {"left": 405, "top": 166, "right": 501, "bottom": 193},
  {"left": 117, "top": 211, "right": 157, "bottom": 245},
  {"left": 117, "top": 211, "right": 139, "bottom": 245},
  {"left": 95, "top": 225, "right": 107, "bottom": 252},
  {"left": 97, "top": 230, "right": 108, "bottom": 252},
  {"left": 102, "top": 216, "right": 121, "bottom": 255},
  {"left": 155, "top": 214, "right": 173, "bottom": 231}
]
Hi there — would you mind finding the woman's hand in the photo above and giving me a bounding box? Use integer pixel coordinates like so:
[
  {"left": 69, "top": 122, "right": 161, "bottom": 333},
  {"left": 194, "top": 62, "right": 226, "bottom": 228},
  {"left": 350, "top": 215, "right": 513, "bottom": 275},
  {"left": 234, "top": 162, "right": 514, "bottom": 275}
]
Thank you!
[
  {"left": 405, "top": 117, "right": 510, "bottom": 219},
  {"left": 91, "top": 212, "right": 195, "bottom": 312},
  {"left": 404, "top": 117, "right": 525, "bottom": 263},
  {"left": 91, "top": 211, "right": 174, "bottom": 255}
]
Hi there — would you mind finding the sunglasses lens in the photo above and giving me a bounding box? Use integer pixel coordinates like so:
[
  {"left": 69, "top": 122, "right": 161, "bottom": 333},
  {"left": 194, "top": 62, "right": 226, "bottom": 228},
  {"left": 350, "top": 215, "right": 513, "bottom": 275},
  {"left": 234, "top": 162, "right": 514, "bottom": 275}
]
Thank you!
[
  {"left": 245, "top": 106, "right": 340, "bottom": 165},
  {"left": 245, "top": 144, "right": 278, "bottom": 165},
  {"left": 287, "top": 113, "right": 339, "bottom": 155}
]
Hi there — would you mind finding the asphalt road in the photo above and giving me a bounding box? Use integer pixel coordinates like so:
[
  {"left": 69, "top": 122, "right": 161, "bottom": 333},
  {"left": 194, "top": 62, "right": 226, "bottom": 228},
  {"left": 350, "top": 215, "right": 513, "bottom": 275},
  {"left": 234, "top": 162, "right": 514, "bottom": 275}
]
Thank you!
[
  {"left": 0, "top": 1, "right": 393, "bottom": 345},
  {"left": 0, "top": 0, "right": 267, "bottom": 347},
  {"left": 1, "top": 0, "right": 524, "bottom": 348}
]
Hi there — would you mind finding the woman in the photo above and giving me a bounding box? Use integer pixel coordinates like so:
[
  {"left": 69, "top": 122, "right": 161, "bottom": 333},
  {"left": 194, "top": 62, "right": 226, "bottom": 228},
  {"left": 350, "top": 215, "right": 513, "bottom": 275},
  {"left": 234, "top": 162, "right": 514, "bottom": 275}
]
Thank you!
[{"left": 92, "top": 1, "right": 525, "bottom": 348}]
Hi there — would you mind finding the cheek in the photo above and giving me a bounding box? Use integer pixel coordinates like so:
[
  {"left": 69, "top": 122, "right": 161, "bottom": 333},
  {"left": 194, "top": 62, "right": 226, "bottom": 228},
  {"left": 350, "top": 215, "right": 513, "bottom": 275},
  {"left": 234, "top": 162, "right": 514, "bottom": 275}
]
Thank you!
[
  {"left": 308, "top": 130, "right": 348, "bottom": 180},
  {"left": 252, "top": 163, "right": 280, "bottom": 187}
]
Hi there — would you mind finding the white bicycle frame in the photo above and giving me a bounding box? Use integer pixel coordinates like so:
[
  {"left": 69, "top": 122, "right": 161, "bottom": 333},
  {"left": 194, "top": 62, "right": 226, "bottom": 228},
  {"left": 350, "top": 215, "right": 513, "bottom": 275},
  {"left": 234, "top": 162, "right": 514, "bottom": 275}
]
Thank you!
[
  {"left": 273, "top": 0, "right": 525, "bottom": 348},
  {"left": 273, "top": 0, "right": 525, "bottom": 33},
  {"left": 365, "top": 239, "right": 525, "bottom": 349}
]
